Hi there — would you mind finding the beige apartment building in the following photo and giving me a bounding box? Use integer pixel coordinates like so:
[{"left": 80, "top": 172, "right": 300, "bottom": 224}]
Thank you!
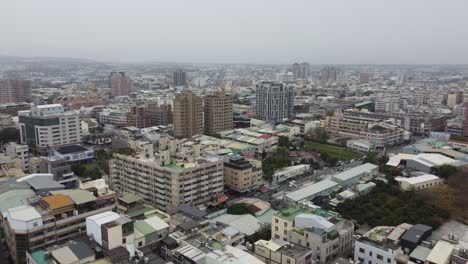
[
  {"left": 271, "top": 207, "right": 354, "bottom": 264},
  {"left": 204, "top": 90, "right": 233, "bottom": 135},
  {"left": 223, "top": 155, "right": 263, "bottom": 193},
  {"left": 110, "top": 142, "right": 224, "bottom": 214},
  {"left": 173, "top": 90, "right": 203, "bottom": 138},
  {"left": 0, "top": 79, "right": 31, "bottom": 104}
]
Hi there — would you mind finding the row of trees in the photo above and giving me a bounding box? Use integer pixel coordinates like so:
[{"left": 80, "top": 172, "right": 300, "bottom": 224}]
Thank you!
[
  {"left": 262, "top": 147, "right": 290, "bottom": 180},
  {"left": 336, "top": 181, "right": 449, "bottom": 229}
]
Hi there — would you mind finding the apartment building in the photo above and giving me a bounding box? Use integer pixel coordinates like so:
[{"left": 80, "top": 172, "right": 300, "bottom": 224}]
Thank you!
[
  {"left": 0, "top": 79, "right": 31, "bottom": 104},
  {"left": 204, "top": 90, "right": 233, "bottom": 135},
  {"left": 173, "top": 90, "right": 203, "bottom": 138},
  {"left": 256, "top": 81, "right": 294, "bottom": 123},
  {"left": 375, "top": 98, "right": 402, "bottom": 113},
  {"left": 5, "top": 142, "right": 30, "bottom": 172},
  {"left": 18, "top": 104, "right": 81, "bottom": 154},
  {"left": 324, "top": 112, "right": 405, "bottom": 147},
  {"left": 344, "top": 110, "right": 447, "bottom": 136},
  {"left": 110, "top": 142, "right": 224, "bottom": 214},
  {"left": 109, "top": 72, "right": 132, "bottom": 97},
  {"left": 271, "top": 206, "right": 354, "bottom": 264},
  {"left": 2, "top": 188, "right": 116, "bottom": 264},
  {"left": 223, "top": 155, "right": 263, "bottom": 193}
]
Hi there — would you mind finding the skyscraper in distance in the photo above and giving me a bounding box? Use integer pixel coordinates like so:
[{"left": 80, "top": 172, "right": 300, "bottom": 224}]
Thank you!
[
  {"left": 204, "top": 90, "right": 233, "bottom": 135},
  {"left": 255, "top": 81, "right": 294, "bottom": 124},
  {"left": 0, "top": 79, "right": 31, "bottom": 103},
  {"left": 173, "top": 90, "right": 203, "bottom": 138},
  {"left": 291, "top": 62, "right": 310, "bottom": 79},
  {"left": 109, "top": 72, "right": 131, "bottom": 97},
  {"left": 173, "top": 69, "right": 187, "bottom": 87}
]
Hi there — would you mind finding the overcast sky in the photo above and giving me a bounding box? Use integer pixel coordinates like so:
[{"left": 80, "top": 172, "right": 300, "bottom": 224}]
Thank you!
[{"left": 1, "top": 0, "right": 467, "bottom": 64}]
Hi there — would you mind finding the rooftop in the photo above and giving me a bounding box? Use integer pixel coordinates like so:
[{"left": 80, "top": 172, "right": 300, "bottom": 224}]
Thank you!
[
  {"left": 332, "top": 163, "right": 378, "bottom": 182},
  {"left": 425, "top": 241, "right": 454, "bottom": 264},
  {"left": 56, "top": 144, "right": 90, "bottom": 154},
  {"left": 6, "top": 204, "right": 41, "bottom": 222},
  {"left": 41, "top": 194, "right": 74, "bottom": 210},
  {"left": 119, "top": 192, "right": 142, "bottom": 204},
  {"left": 285, "top": 179, "right": 339, "bottom": 202},
  {"left": 394, "top": 174, "right": 440, "bottom": 185}
]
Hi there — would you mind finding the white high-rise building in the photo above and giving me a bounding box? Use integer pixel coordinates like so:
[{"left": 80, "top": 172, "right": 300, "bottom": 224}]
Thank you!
[
  {"left": 18, "top": 104, "right": 81, "bottom": 154},
  {"left": 5, "top": 142, "right": 30, "bottom": 172},
  {"left": 255, "top": 81, "right": 294, "bottom": 123}
]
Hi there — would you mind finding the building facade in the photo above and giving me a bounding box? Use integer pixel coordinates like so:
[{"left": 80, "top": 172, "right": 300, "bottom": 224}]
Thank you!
[
  {"left": 256, "top": 82, "right": 294, "bottom": 123},
  {"left": 204, "top": 91, "right": 233, "bottom": 135},
  {"left": 18, "top": 104, "right": 81, "bottom": 154},
  {"left": 110, "top": 152, "right": 224, "bottom": 214},
  {"left": 173, "top": 90, "right": 203, "bottom": 138},
  {"left": 173, "top": 69, "right": 187, "bottom": 87},
  {"left": 0, "top": 79, "right": 31, "bottom": 104},
  {"left": 223, "top": 155, "right": 262, "bottom": 193},
  {"left": 109, "top": 72, "right": 131, "bottom": 97}
]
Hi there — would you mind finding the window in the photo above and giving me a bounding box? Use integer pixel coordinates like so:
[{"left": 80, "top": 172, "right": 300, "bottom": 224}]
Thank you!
[
  {"left": 358, "top": 257, "right": 364, "bottom": 263},
  {"left": 138, "top": 241, "right": 143, "bottom": 247},
  {"left": 359, "top": 248, "right": 365, "bottom": 253},
  {"left": 377, "top": 254, "right": 383, "bottom": 260},
  {"left": 275, "top": 219, "right": 279, "bottom": 224},
  {"left": 122, "top": 238, "right": 126, "bottom": 244},
  {"left": 387, "top": 258, "right": 391, "bottom": 263},
  {"left": 369, "top": 251, "right": 372, "bottom": 256}
]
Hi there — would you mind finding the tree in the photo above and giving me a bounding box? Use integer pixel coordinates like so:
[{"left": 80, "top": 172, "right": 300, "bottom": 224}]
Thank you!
[
  {"left": 262, "top": 147, "right": 290, "bottom": 180},
  {"left": 363, "top": 152, "right": 378, "bottom": 165},
  {"left": 227, "top": 203, "right": 252, "bottom": 215},
  {"left": 305, "top": 127, "right": 329, "bottom": 143},
  {"left": 278, "top": 136, "right": 289, "bottom": 148},
  {"left": 435, "top": 164, "right": 457, "bottom": 179},
  {"left": 245, "top": 224, "right": 271, "bottom": 244}
]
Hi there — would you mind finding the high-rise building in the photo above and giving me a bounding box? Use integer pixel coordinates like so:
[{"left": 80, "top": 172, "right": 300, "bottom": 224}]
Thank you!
[
  {"left": 0, "top": 79, "right": 31, "bottom": 103},
  {"left": 109, "top": 72, "right": 131, "bottom": 97},
  {"left": 127, "top": 102, "right": 173, "bottom": 128},
  {"left": 156, "top": 102, "right": 173, "bottom": 126},
  {"left": 292, "top": 62, "right": 310, "bottom": 79},
  {"left": 463, "top": 102, "right": 468, "bottom": 137},
  {"left": 18, "top": 104, "right": 82, "bottom": 154},
  {"left": 320, "top": 66, "right": 338, "bottom": 83},
  {"left": 447, "top": 93, "right": 458, "bottom": 109},
  {"left": 359, "top": 72, "right": 370, "bottom": 84},
  {"left": 204, "top": 90, "right": 233, "bottom": 135},
  {"left": 173, "top": 69, "right": 187, "bottom": 87},
  {"left": 173, "top": 91, "right": 203, "bottom": 138},
  {"left": 255, "top": 81, "right": 294, "bottom": 123}
]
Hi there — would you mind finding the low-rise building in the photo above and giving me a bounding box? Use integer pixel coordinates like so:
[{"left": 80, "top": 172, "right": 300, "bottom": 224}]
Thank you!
[
  {"left": 346, "top": 139, "right": 374, "bottom": 153},
  {"left": 271, "top": 206, "right": 354, "bottom": 264},
  {"left": 224, "top": 155, "right": 263, "bottom": 193},
  {"left": 272, "top": 164, "right": 310, "bottom": 186},
  {"left": 331, "top": 163, "right": 378, "bottom": 188},
  {"left": 5, "top": 142, "right": 30, "bottom": 172},
  {"left": 254, "top": 239, "right": 313, "bottom": 264},
  {"left": 394, "top": 174, "right": 444, "bottom": 191},
  {"left": 285, "top": 179, "right": 340, "bottom": 203}
]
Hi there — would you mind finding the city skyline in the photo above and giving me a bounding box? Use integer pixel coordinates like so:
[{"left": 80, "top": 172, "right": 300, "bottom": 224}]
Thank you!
[{"left": 1, "top": 0, "right": 468, "bottom": 64}]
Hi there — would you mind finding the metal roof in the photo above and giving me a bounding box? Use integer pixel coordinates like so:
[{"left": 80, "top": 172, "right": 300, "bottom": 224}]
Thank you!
[
  {"left": 68, "top": 241, "right": 94, "bottom": 259},
  {"left": 6, "top": 205, "right": 41, "bottom": 222},
  {"left": 50, "top": 189, "right": 96, "bottom": 205},
  {"left": 285, "top": 179, "right": 339, "bottom": 202},
  {"left": 332, "top": 163, "right": 378, "bottom": 182},
  {"left": 425, "top": 241, "right": 454, "bottom": 264},
  {"left": 176, "top": 204, "right": 207, "bottom": 219},
  {"left": 119, "top": 192, "right": 142, "bottom": 204}
]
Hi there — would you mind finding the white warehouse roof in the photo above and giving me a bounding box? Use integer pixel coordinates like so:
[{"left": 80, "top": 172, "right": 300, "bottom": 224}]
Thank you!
[
  {"left": 410, "top": 153, "right": 457, "bottom": 167},
  {"left": 332, "top": 163, "right": 378, "bottom": 182},
  {"left": 394, "top": 174, "right": 440, "bottom": 185},
  {"left": 285, "top": 179, "right": 339, "bottom": 202}
]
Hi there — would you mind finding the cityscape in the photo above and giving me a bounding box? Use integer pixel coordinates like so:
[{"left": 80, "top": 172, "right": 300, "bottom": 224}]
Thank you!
[{"left": 0, "top": 1, "right": 468, "bottom": 264}]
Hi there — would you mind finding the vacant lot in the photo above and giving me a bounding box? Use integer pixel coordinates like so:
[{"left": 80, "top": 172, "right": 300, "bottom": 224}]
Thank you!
[{"left": 304, "top": 142, "right": 362, "bottom": 161}]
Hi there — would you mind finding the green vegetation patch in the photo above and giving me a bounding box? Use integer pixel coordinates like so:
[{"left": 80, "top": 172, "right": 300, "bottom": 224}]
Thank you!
[{"left": 336, "top": 181, "right": 449, "bottom": 229}]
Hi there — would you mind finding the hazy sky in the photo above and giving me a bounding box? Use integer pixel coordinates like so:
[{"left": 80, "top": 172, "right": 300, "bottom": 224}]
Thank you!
[{"left": 1, "top": 0, "right": 467, "bottom": 64}]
